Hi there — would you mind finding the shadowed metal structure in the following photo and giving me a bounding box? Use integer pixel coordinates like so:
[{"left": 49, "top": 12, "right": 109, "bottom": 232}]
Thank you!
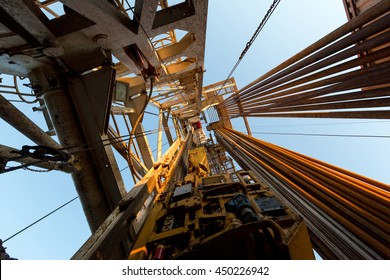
[{"left": 0, "top": 0, "right": 389, "bottom": 260}]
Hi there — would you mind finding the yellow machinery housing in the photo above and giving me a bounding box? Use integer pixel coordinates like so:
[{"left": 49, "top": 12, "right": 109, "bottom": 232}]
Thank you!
[{"left": 129, "top": 146, "right": 314, "bottom": 260}]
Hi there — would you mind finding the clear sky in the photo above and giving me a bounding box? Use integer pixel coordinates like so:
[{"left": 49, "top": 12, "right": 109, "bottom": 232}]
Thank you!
[{"left": 1, "top": 0, "right": 389, "bottom": 260}]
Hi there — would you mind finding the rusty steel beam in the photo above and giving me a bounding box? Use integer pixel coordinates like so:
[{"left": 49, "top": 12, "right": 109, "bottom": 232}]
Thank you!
[
  {"left": 0, "top": 4, "right": 42, "bottom": 48},
  {"left": 0, "top": 94, "right": 61, "bottom": 149},
  {"left": 215, "top": 126, "right": 390, "bottom": 259}
]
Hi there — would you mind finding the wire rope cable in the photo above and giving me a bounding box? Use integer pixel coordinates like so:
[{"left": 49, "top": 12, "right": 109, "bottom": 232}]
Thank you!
[
  {"left": 2, "top": 196, "right": 78, "bottom": 243},
  {"left": 206, "top": 0, "right": 281, "bottom": 121}
]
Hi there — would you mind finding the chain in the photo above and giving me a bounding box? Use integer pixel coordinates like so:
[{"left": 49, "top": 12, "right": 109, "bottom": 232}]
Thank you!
[
  {"left": 206, "top": 0, "right": 282, "bottom": 122},
  {"left": 239, "top": 0, "right": 281, "bottom": 60},
  {"left": 23, "top": 166, "right": 53, "bottom": 173}
]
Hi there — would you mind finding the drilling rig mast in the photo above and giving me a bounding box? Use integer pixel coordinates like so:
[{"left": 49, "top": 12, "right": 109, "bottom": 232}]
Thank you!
[{"left": 0, "top": 0, "right": 389, "bottom": 260}]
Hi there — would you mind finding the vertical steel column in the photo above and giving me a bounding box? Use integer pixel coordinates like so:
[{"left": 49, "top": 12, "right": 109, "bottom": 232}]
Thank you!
[
  {"left": 41, "top": 87, "right": 114, "bottom": 231},
  {"left": 172, "top": 116, "right": 182, "bottom": 140},
  {"left": 41, "top": 82, "right": 130, "bottom": 259},
  {"left": 67, "top": 73, "right": 126, "bottom": 206},
  {"left": 243, "top": 116, "right": 252, "bottom": 136},
  {"left": 157, "top": 108, "right": 163, "bottom": 160},
  {"left": 125, "top": 95, "right": 155, "bottom": 169},
  {"left": 162, "top": 111, "right": 174, "bottom": 145}
]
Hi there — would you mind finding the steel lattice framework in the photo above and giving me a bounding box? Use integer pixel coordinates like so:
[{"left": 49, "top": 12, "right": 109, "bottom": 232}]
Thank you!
[{"left": 0, "top": 0, "right": 389, "bottom": 259}]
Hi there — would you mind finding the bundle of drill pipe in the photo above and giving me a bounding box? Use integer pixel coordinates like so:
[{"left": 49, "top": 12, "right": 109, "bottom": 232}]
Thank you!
[
  {"left": 220, "top": 2, "right": 390, "bottom": 119},
  {"left": 215, "top": 127, "right": 390, "bottom": 259}
]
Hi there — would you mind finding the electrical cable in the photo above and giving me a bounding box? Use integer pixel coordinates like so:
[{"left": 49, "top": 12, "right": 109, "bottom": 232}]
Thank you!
[
  {"left": 2, "top": 196, "right": 78, "bottom": 243},
  {"left": 251, "top": 131, "right": 390, "bottom": 138}
]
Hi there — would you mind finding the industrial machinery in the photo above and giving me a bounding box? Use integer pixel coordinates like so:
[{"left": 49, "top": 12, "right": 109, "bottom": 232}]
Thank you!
[
  {"left": 129, "top": 145, "right": 313, "bottom": 260},
  {"left": 0, "top": 0, "right": 389, "bottom": 260}
]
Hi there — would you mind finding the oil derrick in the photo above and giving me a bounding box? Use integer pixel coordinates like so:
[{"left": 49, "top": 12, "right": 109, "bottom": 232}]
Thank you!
[{"left": 0, "top": 0, "right": 389, "bottom": 260}]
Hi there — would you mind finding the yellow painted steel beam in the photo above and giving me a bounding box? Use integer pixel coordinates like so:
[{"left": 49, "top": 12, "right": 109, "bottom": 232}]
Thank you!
[{"left": 157, "top": 32, "right": 196, "bottom": 60}]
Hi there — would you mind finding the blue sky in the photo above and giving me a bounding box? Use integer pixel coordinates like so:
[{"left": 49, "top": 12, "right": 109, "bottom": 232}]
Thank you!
[{"left": 1, "top": 0, "right": 389, "bottom": 260}]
